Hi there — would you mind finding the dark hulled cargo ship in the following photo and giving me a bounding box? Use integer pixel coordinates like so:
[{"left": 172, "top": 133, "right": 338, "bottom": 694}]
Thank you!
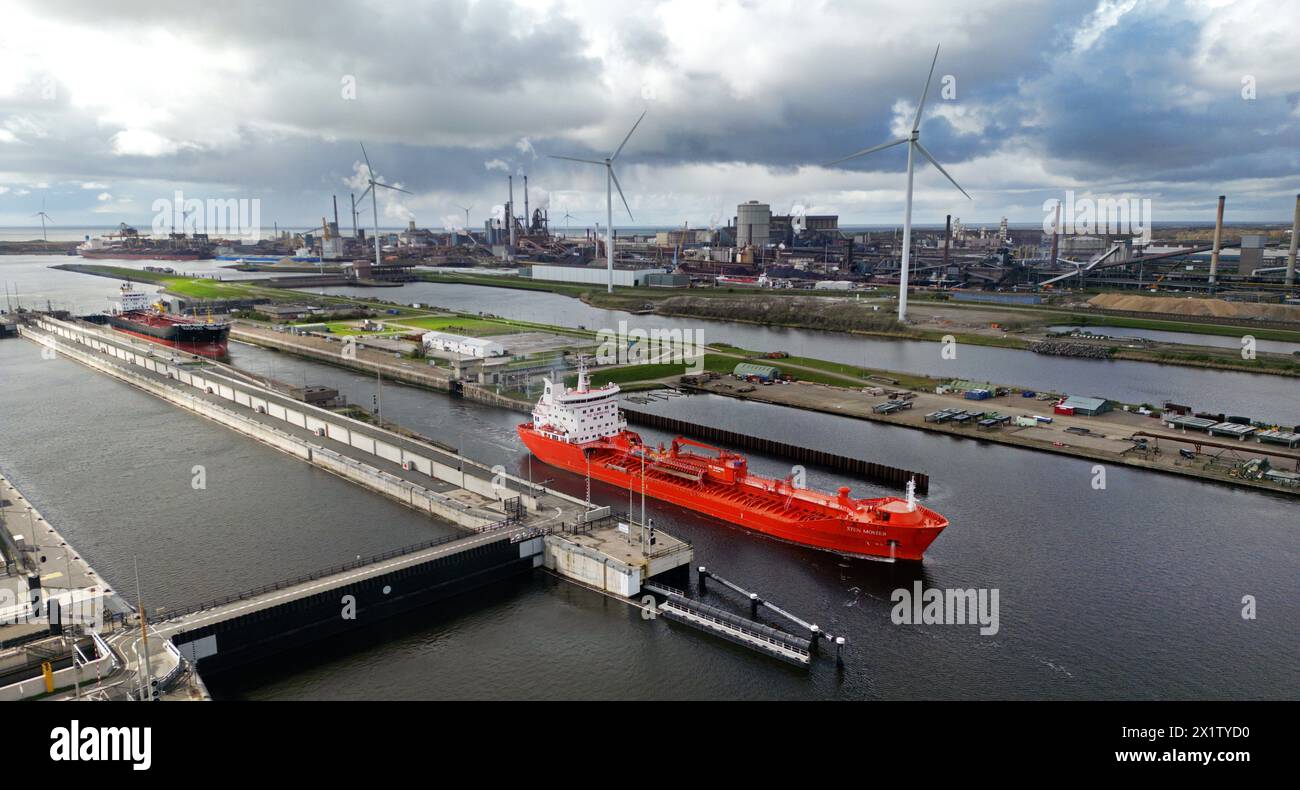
[{"left": 104, "top": 284, "right": 230, "bottom": 358}]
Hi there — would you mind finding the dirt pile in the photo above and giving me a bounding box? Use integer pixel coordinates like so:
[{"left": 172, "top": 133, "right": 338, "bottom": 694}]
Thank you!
[{"left": 1088, "top": 293, "right": 1300, "bottom": 322}]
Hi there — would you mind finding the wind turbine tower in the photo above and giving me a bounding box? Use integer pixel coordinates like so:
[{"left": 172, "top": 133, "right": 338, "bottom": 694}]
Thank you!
[
  {"left": 826, "top": 45, "right": 970, "bottom": 322},
  {"left": 356, "top": 143, "right": 412, "bottom": 269},
  {"left": 549, "top": 111, "right": 645, "bottom": 293}
]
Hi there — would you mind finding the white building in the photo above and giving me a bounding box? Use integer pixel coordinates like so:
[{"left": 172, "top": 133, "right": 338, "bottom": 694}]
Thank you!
[
  {"left": 526, "top": 263, "right": 670, "bottom": 287},
  {"left": 422, "top": 330, "right": 506, "bottom": 358}
]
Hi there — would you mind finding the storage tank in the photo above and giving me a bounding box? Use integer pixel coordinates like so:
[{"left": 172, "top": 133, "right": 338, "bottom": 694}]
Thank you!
[{"left": 736, "top": 201, "right": 771, "bottom": 248}]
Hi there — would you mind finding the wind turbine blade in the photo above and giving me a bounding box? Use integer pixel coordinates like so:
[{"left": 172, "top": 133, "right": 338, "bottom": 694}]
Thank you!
[
  {"left": 824, "top": 137, "right": 908, "bottom": 167},
  {"left": 374, "top": 182, "right": 412, "bottom": 195},
  {"left": 358, "top": 184, "right": 373, "bottom": 202},
  {"left": 912, "top": 44, "right": 941, "bottom": 134},
  {"left": 914, "top": 141, "right": 971, "bottom": 200},
  {"left": 611, "top": 110, "right": 646, "bottom": 161},
  {"left": 548, "top": 154, "right": 605, "bottom": 166},
  {"left": 360, "top": 142, "right": 373, "bottom": 173},
  {"left": 610, "top": 168, "right": 633, "bottom": 222}
]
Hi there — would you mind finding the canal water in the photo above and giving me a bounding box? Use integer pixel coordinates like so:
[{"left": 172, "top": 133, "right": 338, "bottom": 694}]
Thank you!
[
  {"left": 0, "top": 254, "right": 306, "bottom": 315},
  {"left": 313, "top": 282, "right": 1300, "bottom": 425},
  {"left": 2, "top": 335, "right": 1293, "bottom": 700}
]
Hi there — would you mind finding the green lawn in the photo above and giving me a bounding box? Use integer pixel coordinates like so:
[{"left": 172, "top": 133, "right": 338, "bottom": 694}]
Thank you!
[
  {"left": 322, "top": 321, "right": 410, "bottom": 337},
  {"left": 393, "top": 315, "right": 519, "bottom": 335}
]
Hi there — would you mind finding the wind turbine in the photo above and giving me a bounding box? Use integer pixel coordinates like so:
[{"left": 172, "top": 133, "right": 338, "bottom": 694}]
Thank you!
[
  {"left": 548, "top": 111, "right": 645, "bottom": 293},
  {"left": 357, "top": 142, "right": 411, "bottom": 268},
  {"left": 32, "top": 199, "right": 53, "bottom": 247},
  {"left": 826, "top": 45, "right": 970, "bottom": 323},
  {"left": 561, "top": 211, "right": 577, "bottom": 235},
  {"left": 456, "top": 204, "right": 473, "bottom": 229}
]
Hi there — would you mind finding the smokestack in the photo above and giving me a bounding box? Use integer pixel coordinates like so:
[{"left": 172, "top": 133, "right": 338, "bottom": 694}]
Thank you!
[
  {"left": 350, "top": 193, "right": 358, "bottom": 238},
  {"left": 524, "top": 175, "right": 529, "bottom": 234},
  {"left": 1209, "top": 194, "right": 1225, "bottom": 288},
  {"left": 1286, "top": 193, "right": 1299, "bottom": 288},
  {"left": 943, "top": 214, "right": 951, "bottom": 269},
  {"left": 332, "top": 195, "right": 340, "bottom": 230},
  {"left": 1049, "top": 203, "right": 1061, "bottom": 265},
  {"left": 508, "top": 176, "right": 516, "bottom": 257}
]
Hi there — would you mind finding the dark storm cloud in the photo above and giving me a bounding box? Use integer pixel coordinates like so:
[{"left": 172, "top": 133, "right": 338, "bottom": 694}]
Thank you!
[{"left": 2, "top": 0, "right": 1298, "bottom": 224}]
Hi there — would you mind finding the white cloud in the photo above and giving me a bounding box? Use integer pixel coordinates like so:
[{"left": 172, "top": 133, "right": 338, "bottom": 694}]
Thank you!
[
  {"left": 110, "top": 129, "right": 187, "bottom": 157},
  {"left": 1072, "top": 0, "right": 1138, "bottom": 53},
  {"left": 2, "top": 0, "right": 1297, "bottom": 224}
]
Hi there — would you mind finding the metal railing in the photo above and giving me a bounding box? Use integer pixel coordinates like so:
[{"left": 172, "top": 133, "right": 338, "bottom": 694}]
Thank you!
[{"left": 150, "top": 518, "right": 518, "bottom": 624}]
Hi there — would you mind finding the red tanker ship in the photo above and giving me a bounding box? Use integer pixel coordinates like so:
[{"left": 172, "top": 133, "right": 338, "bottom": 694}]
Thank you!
[{"left": 517, "top": 362, "right": 948, "bottom": 561}]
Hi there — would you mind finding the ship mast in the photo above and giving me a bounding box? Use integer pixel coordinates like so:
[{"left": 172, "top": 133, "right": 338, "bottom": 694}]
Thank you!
[{"left": 576, "top": 356, "right": 589, "bottom": 392}]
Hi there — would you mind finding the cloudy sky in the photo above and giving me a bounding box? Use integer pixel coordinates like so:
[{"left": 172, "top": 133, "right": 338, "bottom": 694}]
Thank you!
[{"left": 1, "top": 0, "right": 1298, "bottom": 232}]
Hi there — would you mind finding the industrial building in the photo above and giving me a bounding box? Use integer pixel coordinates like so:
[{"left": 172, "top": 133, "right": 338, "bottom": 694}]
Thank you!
[
  {"left": 523, "top": 263, "right": 671, "bottom": 287},
  {"left": 733, "top": 362, "right": 781, "bottom": 381},
  {"left": 736, "top": 201, "right": 771, "bottom": 248},
  {"left": 421, "top": 331, "right": 506, "bottom": 358},
  {"left": 1055, "top": 395, "right": 1112, "bottom": 416},
  {"left": 644, "top": 272, "right": 690, "bottom": 288}
]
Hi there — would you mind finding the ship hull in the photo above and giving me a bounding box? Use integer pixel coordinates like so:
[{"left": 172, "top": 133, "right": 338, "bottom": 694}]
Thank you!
[
  {"left": 106, "top": 313, "right": 230, "bottom": 358},
  {"left": 518, "top": 426, "right": 944, "bottom": 561}
]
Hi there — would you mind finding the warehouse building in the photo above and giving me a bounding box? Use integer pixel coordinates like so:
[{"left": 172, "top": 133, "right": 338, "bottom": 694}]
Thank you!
[
  {"left": 422, "top": 330, "right": 506, "bottom": 358},
  {"left": 523, "top": 263, "right": 671, "bottom": 287},
  {"left": 1055, "top": 395, "right": 1112, "bottom": 416},
  {"left": 733, "top": 362, "right": 781, "bottom": 382}
]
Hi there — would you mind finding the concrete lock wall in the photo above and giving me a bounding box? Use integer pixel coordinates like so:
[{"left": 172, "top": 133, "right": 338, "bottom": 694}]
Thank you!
[
  {"left": 543, "top": 537, "right": 641, "bottom": 596},
  {"left": 31, "top": 318, "right": 499, "bottom": 508},
  {"left": 22, "top": 321, "right": 496, "bottom": 530}
]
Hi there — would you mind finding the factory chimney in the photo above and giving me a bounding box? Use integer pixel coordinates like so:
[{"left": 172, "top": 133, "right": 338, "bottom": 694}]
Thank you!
[
  {"left": 1049, "top": 203, "right": 1061, "bottom": 265},
  {"left": 1208, "top": 195, "right": 1225, "bottom": 288},
  {"left": 524, "top": 175, "right": 529, "bottom": 235},
  {"left": 1286, "top": 193, "right": 1299, "bottom": 288},
  {"left": 350, "top": 193, "right": 358, "bottom": 238},
  {"left": 942, "top": 214, "right": 951, "bottom": 269},
  {"left": 507, "top": 176, "right": 516, "bottom": 258},
  {"left": 332, "top": 195, "right": 340, "bottom": 231}
]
